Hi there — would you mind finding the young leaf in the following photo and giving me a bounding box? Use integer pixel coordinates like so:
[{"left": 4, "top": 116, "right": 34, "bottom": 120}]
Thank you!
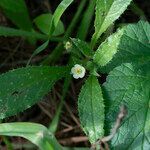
[
  {"left": 0, "top": 66, "right": 69, "bottom": 119},
  {"left": 71, "top": 38, "right": 94, "bottom": 58},
  {"left": 102, "top": 20, "right": 150, "bottom": 73},
  {"left": 78, "top": 75, "right": 104, "bottom": 143},
  {"left": 91, "top": 0, "right": 132, "bottom": 48},
  {"left": 103, "top": 63, "right": 150, "bottom": 149},
  {"left": 34, "top": 13, "right": 65, "bottom": 36},
  {"left": 0, "top": 122, "right": 62, "bottom": 150},
  {"left": 0, "top": 0, "right": 32, "bottom": 31},
  {"left": 93, "top": 28, "right": 124, "bottom": 66}
]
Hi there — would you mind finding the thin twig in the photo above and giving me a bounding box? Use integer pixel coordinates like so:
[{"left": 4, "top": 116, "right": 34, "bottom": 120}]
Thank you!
[
  {"left": 59, "top": 136, "right": 88, "bottom": 145},
  {"left": 102, "top": 105, "right": 127, "bottom": 143},
  {"left": 91, "top": 105, "right": 127, "bottom": 150}
]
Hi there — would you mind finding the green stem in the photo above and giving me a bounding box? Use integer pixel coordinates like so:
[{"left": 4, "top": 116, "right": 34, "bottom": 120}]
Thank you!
[
  {"left": 130, "top": 2, "right": 146, "bottom": 20},
  {"left": 48, "top": 59, "right": 72, "bottom": 132},
  {"left": 63, "top": 0, "right": 87, "bottom": 39},
  {"left": 32, "top": 31, "right": 63, "bottom": 42},
  {"left": 48, "top": 75, "right": 72, "bottom": 132},
  {"left": 41, "top": 0, "right": 87, "bottom": 65},
  {"left": 90, "top": 34, "right": 96, "bottom": 50},
  {"left": 48, "top": 0, "right": 95, "bottom": 134},
  {"left": 77, "top": 0, "right": 96, "bottom": 40}
]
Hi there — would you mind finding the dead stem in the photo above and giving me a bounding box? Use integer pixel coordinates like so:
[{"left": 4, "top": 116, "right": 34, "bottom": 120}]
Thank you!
[{"left": 91, "top": 105, "right": 127, "bottom": 150}]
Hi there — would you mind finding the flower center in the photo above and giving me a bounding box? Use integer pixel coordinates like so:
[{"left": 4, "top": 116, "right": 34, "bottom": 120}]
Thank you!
[{"left": 76, "top": 68, "right": 82, "bottom": 74}]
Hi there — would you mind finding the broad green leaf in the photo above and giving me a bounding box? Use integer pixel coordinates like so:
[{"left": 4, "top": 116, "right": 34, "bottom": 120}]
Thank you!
[
  {"left": 34, "top": 13, "right": 65, "bottom": 36},
  {"left": 71, "top": 38, "right": 94, "bottom": 58},
  {"left": 91, "top": 0, "right": 132, "bottom": 48},
  {"left": 78, "top": 75, "right": 104, "bottom": 143},
  {"left": 103, "top": 63, "right": 150, "bottom": 149},
  {"left": 49, "top": 0, "right": 74, "bottom": 36},
  {"left": 0, "top": 26, "right": 47, "bottom": 40},
  {"left": 93, "top": 28, "right": 124, "bottom": 66},
  {"left": 0, "top": 66, "right": 68, "bottom": 119},
  {"left": 102, "top": 20, "right": 150, "bottom": 73},
  {"left": 0, "top": 0, "right": 32, "bottom": 31},
  {"left": 0, "top": 122, "right": 62, "bottom": 150}
]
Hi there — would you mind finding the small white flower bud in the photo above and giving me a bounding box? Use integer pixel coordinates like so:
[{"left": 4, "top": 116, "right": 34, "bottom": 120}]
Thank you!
[{"left": 64, "top": 41, "right": 72, "bottom": 50}]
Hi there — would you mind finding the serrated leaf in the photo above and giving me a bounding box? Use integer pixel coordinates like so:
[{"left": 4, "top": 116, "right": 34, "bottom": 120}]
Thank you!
[
  {"left": 91, "top": 0, "right": 132, "bottom": 48},
  {"left": 78, "top": 75, "right": 104, "bottom": 143},
  {"left": 103, "top": 63, "right": 150, "bottom": 149},
  {"left": 0, "top": 0, "right": 32, "bottom": 31},
  {"left": 71, "top": 38, "right": 94, "bottom": 58},
  {"left": 0, "top": 122, "right": 62, "bottom": 150},
  {"left": 0, "top": 66, "right": 68, "bottom": 119},
  {"left": 102, "top": 20, "right": 150, "bottom": 73},
  {"left": 34, "top": 13, "right": 65, "bottom": 36},
  {"left": 93, "top": 28, "right": 124, "bottom": 66}
]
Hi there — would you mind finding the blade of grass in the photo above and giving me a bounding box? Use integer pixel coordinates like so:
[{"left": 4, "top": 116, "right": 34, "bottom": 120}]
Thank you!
[
  {"left": 47, "top": 0, "right": 90, "bottom": 134},
  {"left": 27, "top": 0, "right": 74, "bottom": 65},
  {"left": 0, "top": 26, "right": 64, "bottom": 42},
  {"left": 41, "top": 0, "right": 87, "bottom": 65},
  {"left": 48, "top": 0, "right": 92, "bottom": 133},
  {"left": 49, "top": 74, "right": 72, "bottom": 133},
  {"left": 0, "top": 26, "right": 47, "bottom": 40},
  {"left": 0, "top": 122, "right": 63, "bottom": 150},
  {"left": 77, "top": 0, "right": 96, "bottom": 40},
  {"left": 48, "top": 0, "right": 74, "bottom": 37},
  {"left": 27, "top": 40, "right": 49, "bottom": 66},
  {"left": 49, "top": 59, "right": 72, "bottom": 133}
]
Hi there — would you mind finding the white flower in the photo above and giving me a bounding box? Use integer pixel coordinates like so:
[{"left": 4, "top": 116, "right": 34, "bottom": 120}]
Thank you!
[
  {"left": 71, "top": 64, "right": 86, "bottom": 79},
  {"left": 64, "top": 41, "right": 72, "bottom": 50}
]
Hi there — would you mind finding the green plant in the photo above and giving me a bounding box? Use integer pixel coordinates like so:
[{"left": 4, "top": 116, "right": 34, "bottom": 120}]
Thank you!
[{"left": 0, "top": 0, "right": 149, "bottom": 150}]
